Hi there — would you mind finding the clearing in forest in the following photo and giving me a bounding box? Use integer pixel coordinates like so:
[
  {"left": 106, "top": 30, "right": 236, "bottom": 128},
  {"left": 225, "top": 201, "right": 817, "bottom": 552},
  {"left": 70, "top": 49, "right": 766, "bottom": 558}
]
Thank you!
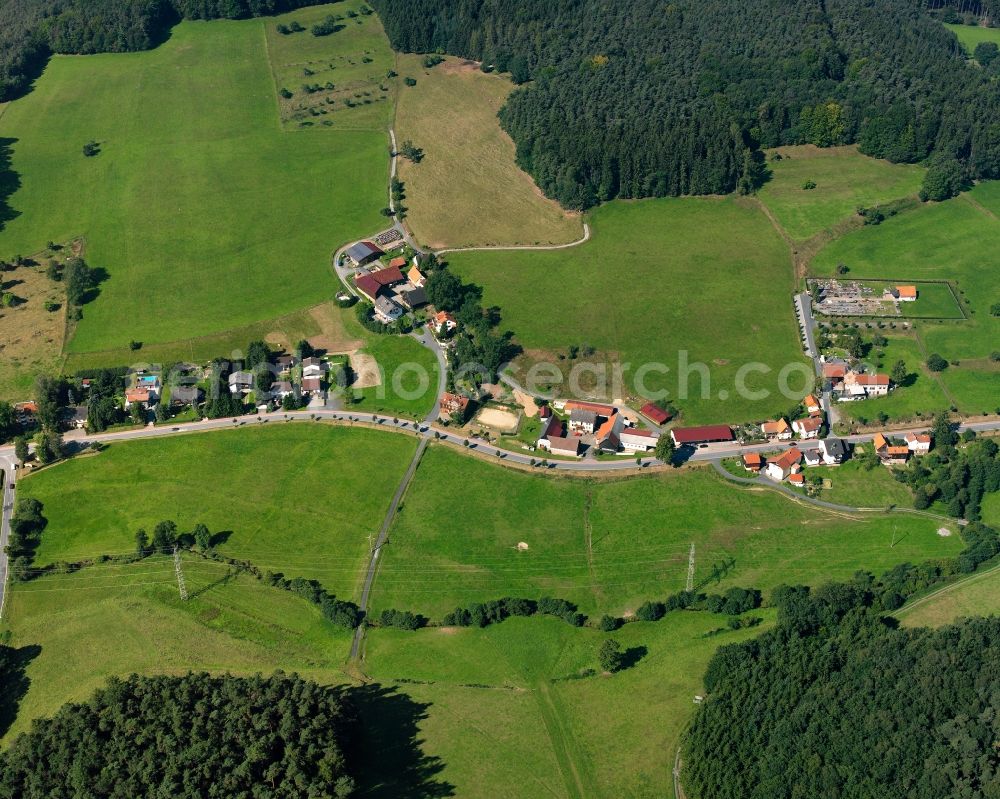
[{"left": 393, "top": 54, "right": 582, "bottom": 249}]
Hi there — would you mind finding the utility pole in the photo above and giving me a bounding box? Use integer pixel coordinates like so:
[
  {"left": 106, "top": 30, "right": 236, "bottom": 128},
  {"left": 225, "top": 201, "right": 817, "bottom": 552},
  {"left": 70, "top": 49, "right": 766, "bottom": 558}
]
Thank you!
[
  {"left": 173, "top": 546, "right": 188, "bottom": 601},
  {"left": 686, "top": 543, "right": 696, "bottom": 592},
  {"left": 367, "top": 531, "right": 375, "bottom": 556}
]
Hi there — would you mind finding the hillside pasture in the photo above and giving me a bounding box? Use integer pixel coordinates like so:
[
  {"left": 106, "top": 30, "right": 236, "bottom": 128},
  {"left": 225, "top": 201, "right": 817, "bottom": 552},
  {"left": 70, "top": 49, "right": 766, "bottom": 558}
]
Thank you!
[
  {"left": 447, "top": 197, "right": 809, "bottom": 425},
  {"left": 945, "top": 22, "right": 1000, "bottom": 53},
  {"left": 393, "top": 54, "right": 582, "bottom": 249},
  {"left": 265, "top": 1, "right": 396, "bottom": 131},
  {"left": 759, "top": 145, "right": 924, "bottom": 241},
  {"left": 372, "top": 446, "right": 962, "bottom": 618},
  {"left": 0, "top": 17, "right": 387, "bottom": 355},
  {"left": 20, "top": 425, "right": 416, "bottom": 600},
  {"left": 0, "top": 560, "right": 353, "bottom": 743},
  {"left": 363, "top": 612, "right": 771, "bottom": 798}
]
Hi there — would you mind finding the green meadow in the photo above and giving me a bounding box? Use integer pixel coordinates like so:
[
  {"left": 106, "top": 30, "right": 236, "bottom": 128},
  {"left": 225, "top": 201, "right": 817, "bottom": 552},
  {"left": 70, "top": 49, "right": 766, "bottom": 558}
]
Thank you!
[
  {"left": 372, "top": 446, "right": 961, "bottom": 618},
  {"left": 20, "top": 425, "right": 416, "bottom": 600},
  {"left": 946, "top": 22, "right": 1000, "bottom": 52},
  {"left": 448, "top": 197, "right": 809, "bottom": 425},
  {"left": 812, "top": 191, "right": 999, "bottom": 360},
  {"left": 0, "top": 15, "right": 387, "bottom": 354},
  {"left": 0, "top": 560, "right": 353, "bottom": 743},
  {"left": 816, "top": 459, "right": 915, "bottom": 508},
  {"left": 897, "top": 561, "right": 1000, "bottom": 629},
  {"left": 363, "top": 612, "right": 772, "bottom": 799},
  {"left": 758, "top": 145, "right": 924, "bottom": 241}
]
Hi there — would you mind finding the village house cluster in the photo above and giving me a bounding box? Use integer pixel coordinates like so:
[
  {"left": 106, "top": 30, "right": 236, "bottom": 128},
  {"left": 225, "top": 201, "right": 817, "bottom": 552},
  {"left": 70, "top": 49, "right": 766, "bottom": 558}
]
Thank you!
[
  {"left": 345, "top": 241, "right": 428, "bottom": 324},
  {"left": 822, "top": 359, "right": 892, "bottom": 402},
  {"left": 534, "top": 400, "right": 665, "bottom": 458}
]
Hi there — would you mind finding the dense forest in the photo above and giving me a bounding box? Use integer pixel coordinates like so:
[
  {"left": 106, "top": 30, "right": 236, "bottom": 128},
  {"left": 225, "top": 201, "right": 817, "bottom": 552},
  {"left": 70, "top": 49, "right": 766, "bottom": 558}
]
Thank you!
[
  {"left": 0, "top": 672, "right": 357, "bottom": 798},
  {"left": 684, "top": 600, "right": 1000, "bottom": 798},
  {"left": 372, "top": 0, "right": 1000, "bottom": 207},
  {"left": 0, "top": 0, "right": 320, "bottom": 101}
]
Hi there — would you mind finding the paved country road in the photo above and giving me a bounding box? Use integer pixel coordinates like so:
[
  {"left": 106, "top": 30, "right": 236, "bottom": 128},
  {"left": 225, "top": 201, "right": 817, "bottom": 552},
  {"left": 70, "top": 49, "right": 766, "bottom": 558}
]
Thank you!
[{"left": 0, "top": 455, "right": 16, "bottom": 620}]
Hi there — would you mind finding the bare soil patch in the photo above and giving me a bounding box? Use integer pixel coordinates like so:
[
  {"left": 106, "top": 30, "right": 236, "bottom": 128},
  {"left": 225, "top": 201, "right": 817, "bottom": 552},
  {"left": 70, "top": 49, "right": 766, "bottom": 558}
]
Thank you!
[
  {"left": 349, "top": 351, "right": 382, "bottom": 389},
  {"left": 476, "top": 407, "right": 519, "bottom": 432}
]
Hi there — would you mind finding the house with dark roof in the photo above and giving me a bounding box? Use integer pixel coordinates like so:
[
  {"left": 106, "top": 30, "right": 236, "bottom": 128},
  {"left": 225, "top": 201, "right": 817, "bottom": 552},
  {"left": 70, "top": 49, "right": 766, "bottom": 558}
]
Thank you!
[
  {"left": 569, "top": 408, "right": 598, "bottom": 434},
  {"left": 670, "top": 425, "right": 734, "bottom": 446},
  {"left": 345, "top": 240, "right": 384, "bottom": 266},
  {"left": 62, "top": 405, "right": 88, "bottom": 429},
  {"left": 355, "top": 265, "right": 406, "bottom": 304},
  {"left": 228, "top": 371, "right": 253, "bottom": 394},
  {"left": 170, "top": 385, "right": 203, "bottom": 406},
  {"left": 537, "top": 415, "right": 565, "bottom": 451},
  {"left": 819, "top": 438, "right": 848, "bottom": 464},
  {"left": 398, "top": 286, "right": 428, "bottom": 309},
  {"left": 301, "top": 376, "right": 323, "bottom": 395}
]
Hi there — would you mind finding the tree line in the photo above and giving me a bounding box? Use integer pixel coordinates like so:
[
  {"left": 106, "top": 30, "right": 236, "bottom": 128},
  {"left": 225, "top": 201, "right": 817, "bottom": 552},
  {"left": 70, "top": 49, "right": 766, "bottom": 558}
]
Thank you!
[
  {"left": 0, "top": 672, "right": 357, "bottom": 798},
  {"left": 371, "top": 0, "right": 1000, "bottom": 208}
]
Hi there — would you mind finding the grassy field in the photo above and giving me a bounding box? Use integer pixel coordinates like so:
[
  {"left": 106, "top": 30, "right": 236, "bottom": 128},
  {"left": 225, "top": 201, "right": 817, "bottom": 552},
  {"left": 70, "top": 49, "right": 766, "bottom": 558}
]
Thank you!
[
  {"left": 266, "top": 1, "right": 396, "bottom": 131},
  {"left": 393, "top": 55, "right": 581, "bottom": 249},
  {"left": 363, "top": 612, "right": 771, "bottom": 799},
  {"left": 897, "top": 561, "right": 1000, "bottom": 628},
  {"left": 983, "top": 493, "right": 1000, "bottom": 528},
  {"left": 0, "top": 559, "right": 353, "bottom": 743},
  {"left": 946, "top": 22, "right": 1000, "bottom": 52},
  {"left": 811, "top": 191, "right": 999, "bottom": 362},
  {"left": 20, "top": 425, "right": 416, "bottom": 600},
  {"left": 448, "top": 197, "right": 809, "bottom": 425},
  {"left": 371, "top": 446, "right": 962, "bottom": 618},
  {"left": 758, "top": 145, "right": 924, "bottom": 241},
  {"left": 832, "top": 335, "right": 953, "bottom": 424},
  {"left": 0, "top": 15, "right": 387, "bottom": 355},
  {"left": 816, "top": 459, "right": 914, "bottom": 507}
]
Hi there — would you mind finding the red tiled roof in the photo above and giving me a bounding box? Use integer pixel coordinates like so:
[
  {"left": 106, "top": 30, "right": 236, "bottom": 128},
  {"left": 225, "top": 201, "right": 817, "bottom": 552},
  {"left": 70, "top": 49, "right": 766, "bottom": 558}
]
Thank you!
[
  {"left": 541, "top": 415, "right": 563, "bottom": 440},
  {"left": 795, "top": 416, "right": 823, "bottom": 432},
  {"left": 302, "top": 377, "right": 322, "bottom": 391},
  {"left": 388, "top": 257, "right": 407, "bottom": 269},
  {"left": 897, "top": 285, "right": 917, "bottom": 298},
  {"left": 125, "top": 388, "right": 150, "bottom": 403},
  {"left": 743, "top": 453, "right": 763, "bottom": 466},
  {"left": 872, "top": 433, "right": 889, "bottom": 451},
  {"left": 851, "top": 373, "right": 890, "bottom": 386},
  {"left": 441, "top": 392, "right": 469, "bottom": 413},
  {"left": 762, "top": 418, "right": 791, "bottom": 435},
  {"left": 564, "top": 400, "right": 615, "bottom": 416},
  {"left": 769, "top": 448, "right": 802, "bottom": 470},
  {"left": 823, "top": 363, "right": 847, "bottom": 378},
  {"left": 788, "top": 473, "right": 805, "bottom": 485},
  {"left": 640, "top": 402, "right": 670, "bottom": 424},
  {"left": 671, "top": 425, "right": 733, "bottom": 444}
]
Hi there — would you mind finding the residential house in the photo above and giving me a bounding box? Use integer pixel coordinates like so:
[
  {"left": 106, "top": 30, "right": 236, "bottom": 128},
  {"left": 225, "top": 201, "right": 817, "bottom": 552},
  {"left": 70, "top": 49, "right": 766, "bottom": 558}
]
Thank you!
[
  {"left": 742, "top": 452, "right": 763, "bottom": 472},
  {"left": 819, "top": 438, "right": 848, "bottom": 465},
  {"left": 407, "top": 265, "right": 426, "bottom": 287},
  {"left": 788, "top": 473, "right": 806, "bottom": 486},
  {"left": 132, "top": 373, "right": 161, "bottom": 399},
  {"left": 125, "top": 387, "right": 151, "bottom": 408},
  {"left": 547, "top": 436, "right": 580, "bottom": 457},
  {"left": 270, "top": 381, "right": 293, "bottom": 400},
  {"left": 301, "top": 377, "right": 323, "bottom": 395},
  {"left": 793, "top": 416, "right": 823, "bottom": 439},
  {"left": 536, "top": 415, "right": 565, "bottom": 451},
  {"left": 569, "top": 408, "right": 598, "bottom": 434},
  {"left": 620, "top": 427, "right": 659, "bottom": 452},
  {"left": 228, "top": 371, "right": 253, "bottom": 395},
  {"left": 345, "top": 240, "right": 384, "bottom": 266},
  {"left": 275, "top": 354, "right": 298, "bottom": 374},
  {"left": 803, "top": 449, "right": 822, "bottom": 467},
  {"left": 804, "top": 394, "right": 822, "bottom": 416},
  {"left": 822, "top": 361, "right": 848, "bottom": 380},
  {"left": 766, "top": 448, "right": 802, "bottom": 481},
  {"left": 302, "top": 358, "right": 326, "bottom": 380},
  {"left": 844, "top": 372, "right": 890, "bottom": 398},
  {"left": 594, "top": 413, "right": 624, "bottom": 452},
  {"left": 398, "top": 286, "right": 428, "bottom": 310},
  {"left": 884, "top": 446, "right": 910, "bottom": 465},
  {"left": 440, "top": 392, "right": 470, "bottom": 420},
  {"left": 14, "top": 402, "right": 37, "bottom": 426},
  {"left": 388, "top": 256, "right": 408, "bottom": 271},
  {"left": 761, "top": 418, "right": 793, "bottom": 441},
  {"left": 170, "top": 385, "right": 203, "bottom": 407},
  {"left": 640, "top": 402, "right": 671, "bottom": 425},
  {"left": 433, "top": 311, "right": 457, "bottom": 335},
  {"left": 374, "top": 295, "right": 404, "bottom": 323},
  {"left": 355, "top": 265, "right": 406, "bottom": 304},
  {"left": 62, "top": 406, "right": 88, "bottom": 429},
  {"left": 872, "top": 432, "right": 890, "bottom": 455},
  {"left": 905, "top": 433, "right": 931, "bottom": 454},
  {"left": 671, "top": 425, "right": 734, "bottom": 447}
]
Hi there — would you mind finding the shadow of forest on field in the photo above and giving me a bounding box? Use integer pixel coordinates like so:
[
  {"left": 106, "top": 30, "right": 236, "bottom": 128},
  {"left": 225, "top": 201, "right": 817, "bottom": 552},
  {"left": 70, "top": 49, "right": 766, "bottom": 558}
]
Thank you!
[
  {"left": 0, "top": 642, "right": 41, "bottom": 739},
  {"left": 350, "top": 682, "right": 455, "bottom": 798},
  {"left": 0, "top": 138, "right": 22, "bottom": 234}
]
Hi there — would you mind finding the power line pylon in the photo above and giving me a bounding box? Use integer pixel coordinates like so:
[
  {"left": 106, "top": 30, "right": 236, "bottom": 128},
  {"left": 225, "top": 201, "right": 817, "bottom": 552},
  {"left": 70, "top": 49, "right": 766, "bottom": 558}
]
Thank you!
[
  {"left": 173, "top": 546, "right": 188, "bottom": 601},
  {"left": 686, "top": 543, "right": 696, "bottom": 592}
]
